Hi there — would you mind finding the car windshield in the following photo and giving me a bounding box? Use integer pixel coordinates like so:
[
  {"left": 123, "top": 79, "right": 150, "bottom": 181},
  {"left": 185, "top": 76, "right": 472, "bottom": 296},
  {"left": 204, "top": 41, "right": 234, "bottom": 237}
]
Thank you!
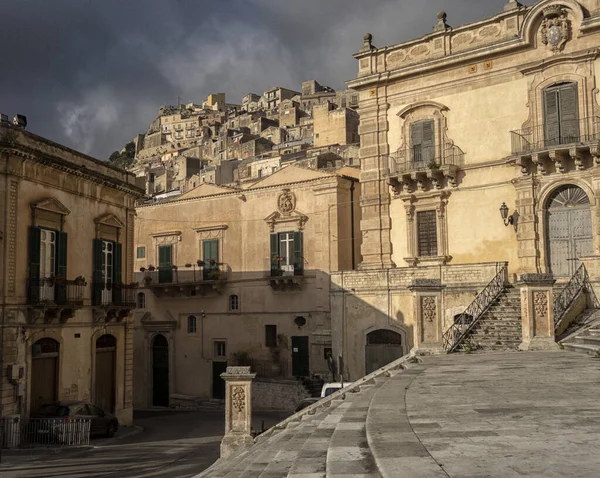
[
  {"left": 324, "top": 387, "right": 341, "bottom": 397},
  {"left": 36, "top": 405, "right": 69, "bottom": 417}
]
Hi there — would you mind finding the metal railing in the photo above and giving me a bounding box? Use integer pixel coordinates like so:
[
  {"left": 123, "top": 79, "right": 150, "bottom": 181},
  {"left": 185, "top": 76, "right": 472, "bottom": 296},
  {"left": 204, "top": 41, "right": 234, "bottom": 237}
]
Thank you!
[
  {"left": 554, "top": 264, "right": 600, "bottom": 328},
  {"left": 94, "top": 282, "right": 137, "bottom": 308},
  {"left": 442, "top": 265, "right": 508, "bottom": 353},
  {"left": 1, "top": 417, "right": 90, "bottom": 449},
  {"left": 134, "top": 263, "right": 229, "bottom": 286},
  {"left": 27, "top": 277, "right": 86, "bottom": 307},
  {"left": 510, "top": 116, "right": 600, "bottom": 155},
  {"left": 265, "top": 257, "right": 304, "bottom": 278},
  {"left": 389, "top": 145, "right": 465, "bottom": 175}
]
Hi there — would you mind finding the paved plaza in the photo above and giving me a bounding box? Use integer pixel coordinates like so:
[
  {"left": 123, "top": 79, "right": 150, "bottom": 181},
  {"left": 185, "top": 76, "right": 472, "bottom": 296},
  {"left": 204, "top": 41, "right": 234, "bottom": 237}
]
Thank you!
[{"left": 201, "top": 351, "right": 600, "bottom": 477}]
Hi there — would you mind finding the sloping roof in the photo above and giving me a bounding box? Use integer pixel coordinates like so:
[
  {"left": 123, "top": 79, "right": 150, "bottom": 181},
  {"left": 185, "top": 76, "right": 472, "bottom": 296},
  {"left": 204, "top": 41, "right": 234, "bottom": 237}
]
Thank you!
[
  {"left": 245, "top": 164, "right": 334, "bottom": 189},
  {"left": 335, "top": 166, "right": 360, "bottom": 180},
  {"left": 178, "top": 183, "right": 240, "bottom": 200}
]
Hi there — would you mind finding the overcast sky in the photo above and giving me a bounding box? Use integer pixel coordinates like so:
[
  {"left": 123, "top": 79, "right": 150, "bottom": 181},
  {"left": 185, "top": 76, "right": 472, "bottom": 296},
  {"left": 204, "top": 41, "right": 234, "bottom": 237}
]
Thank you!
[{"left": 1, "top": 0, "right": 533, "bottom": 159}]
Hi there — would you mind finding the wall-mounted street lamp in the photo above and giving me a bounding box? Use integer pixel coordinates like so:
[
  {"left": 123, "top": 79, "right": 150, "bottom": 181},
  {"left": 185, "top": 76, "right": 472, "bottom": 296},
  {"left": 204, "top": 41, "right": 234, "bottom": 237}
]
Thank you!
[{"left": 500, "top": 202, "right": 516, "bottom": 231}]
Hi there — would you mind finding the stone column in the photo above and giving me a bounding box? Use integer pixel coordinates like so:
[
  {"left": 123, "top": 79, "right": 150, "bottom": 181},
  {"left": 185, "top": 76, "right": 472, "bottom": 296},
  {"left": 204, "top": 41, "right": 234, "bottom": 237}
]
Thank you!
[
  {"left": 519, "top": 274, "right": 557, "bottom": 351},
  {"left": 220, "top": 366, "right": 256, "bottom": 459},
  {"left": 409, "top": 279, "right": 446, "bottom": 354}
]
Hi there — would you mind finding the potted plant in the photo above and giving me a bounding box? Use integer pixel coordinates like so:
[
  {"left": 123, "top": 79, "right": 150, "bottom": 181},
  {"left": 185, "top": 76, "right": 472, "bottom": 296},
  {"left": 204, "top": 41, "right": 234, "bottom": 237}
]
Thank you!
[
  {"left": 74, "top": 276, "right": 86, "bottom": 286},
  {"left": 197, "top": 259, "right": 205, "bottom": 267},
  {"left": 148, "top": 265, "right": 156, "bottom": 272}
]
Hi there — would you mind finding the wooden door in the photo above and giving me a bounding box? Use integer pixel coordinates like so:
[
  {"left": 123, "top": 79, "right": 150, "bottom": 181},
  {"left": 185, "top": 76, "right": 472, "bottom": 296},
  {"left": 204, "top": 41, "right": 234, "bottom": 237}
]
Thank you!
[
  {"left": 547, "top": 186, "right": 592, "bottom": 278},
  {"left": 212, "top": 361, "right": 227, "bottom": 399},
  {"left": 31, "top": 338, "right": 59, "bottom": 414},
  {"left": 291, "top": 336, "right": 309, "bottom": 377},
  {"left": 95, "top": 335, "right": 116, "bottom": 414},
  {"left": 365, "top": 330, "right": 403, "bottom": 375},
  {"left": 152, "top": 335, "right": 169, "bottom": 407}
]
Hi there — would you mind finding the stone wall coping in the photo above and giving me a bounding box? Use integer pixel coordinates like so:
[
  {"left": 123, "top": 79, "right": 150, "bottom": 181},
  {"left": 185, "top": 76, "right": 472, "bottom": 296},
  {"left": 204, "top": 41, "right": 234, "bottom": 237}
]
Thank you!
[
  {"left": 519, "top": 273, "right": 556, "bottom": 285},
  {"left": 221, "top": 366, "right": 256, "bottom": 379}
]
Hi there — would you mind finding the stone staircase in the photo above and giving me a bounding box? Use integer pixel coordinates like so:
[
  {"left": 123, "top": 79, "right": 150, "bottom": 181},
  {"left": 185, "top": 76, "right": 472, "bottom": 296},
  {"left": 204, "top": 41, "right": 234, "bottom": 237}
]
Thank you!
[
  {"left": 196, "top": 355, "right": 445, "bottom": 477},
  {"left": 457, "top": 286, "right": 522, "bottom": 352},
  {"left": 560, "top": 310, "right": 600, "bottom": 356}
]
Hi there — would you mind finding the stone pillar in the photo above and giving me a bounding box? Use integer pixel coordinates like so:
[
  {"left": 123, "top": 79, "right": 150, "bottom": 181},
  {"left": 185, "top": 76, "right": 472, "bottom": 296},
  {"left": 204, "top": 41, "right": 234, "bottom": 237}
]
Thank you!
[
  {"left": 409, "top": 279, "right": 446, "bottom": 354},
  {"left": 220, "top": 366, "right": 256, "bottom": 459},
  {"left": 514, "top": 178, "right": 540, "bottom": 276},
  {"left": 519, "top": 274, "right": 557, "bottom": 351}
]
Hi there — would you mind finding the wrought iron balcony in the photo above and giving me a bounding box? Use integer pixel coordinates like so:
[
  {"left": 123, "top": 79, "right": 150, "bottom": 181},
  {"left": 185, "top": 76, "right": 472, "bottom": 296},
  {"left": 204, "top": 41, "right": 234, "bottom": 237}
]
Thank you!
[
  {"left": 511, "top": 117, "right": 600, "bottom": 155},
  {"left": 510, "top": 117, "right": 600, "bottom": 173},
  {"left": 265, "top": 258, "right": 304, "bottom": 291},
  {"left": 93, "top": 282, "right": 137, "bottom": 308},
  {"left": 134, "top": 263, "right": 229, "bottom": 297},
  {"left": 26, "top": 277, "right": 86, "bottom": 324},
  {"left": 387, "top": 145, "right": 465, "bottom": 193}
]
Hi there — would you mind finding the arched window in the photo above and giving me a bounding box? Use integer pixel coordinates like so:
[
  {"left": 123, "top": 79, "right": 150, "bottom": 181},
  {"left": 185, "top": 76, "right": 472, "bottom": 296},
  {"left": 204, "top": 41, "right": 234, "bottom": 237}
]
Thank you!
[
  {"left": 229, "top": 294, "right": 239, "bottom": 311},
  {"left": 187, "top": 315, "right": 197, "bottom": 334},
  {"left": 137, "top": 292, "right": 146, "bottom": 309}
]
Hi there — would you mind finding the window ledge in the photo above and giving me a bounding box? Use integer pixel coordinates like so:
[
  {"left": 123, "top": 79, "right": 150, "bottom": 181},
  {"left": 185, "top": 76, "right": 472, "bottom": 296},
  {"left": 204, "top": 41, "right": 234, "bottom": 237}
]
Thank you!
[{"left": 404, "top": 255, "right": 453, "bottom": 267}]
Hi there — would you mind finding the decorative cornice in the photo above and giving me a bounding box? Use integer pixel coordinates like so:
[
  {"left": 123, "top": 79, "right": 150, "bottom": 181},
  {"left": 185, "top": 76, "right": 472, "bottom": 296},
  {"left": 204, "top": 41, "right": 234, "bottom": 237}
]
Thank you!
[
  {"left": 31, "top": 197, "right": 71, "bottom": 216},
  {"left": 95, "top": 213, "right": 125, "bottom": 229},
  {"left": 151, "top": 230, "right": 182, "bottom": 238},
  {"left": 518, "top": 48, "right": 600, "bottom": 75},
  {"left": 193, "top": 225, "right": 229, "bottom": 232}
]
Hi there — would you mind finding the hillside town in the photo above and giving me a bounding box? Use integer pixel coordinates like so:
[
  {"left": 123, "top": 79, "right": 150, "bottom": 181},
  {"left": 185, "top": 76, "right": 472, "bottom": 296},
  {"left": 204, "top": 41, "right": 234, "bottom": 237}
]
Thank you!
[{"left": 2, "top": 1, "right": 600, "bottom": 477}]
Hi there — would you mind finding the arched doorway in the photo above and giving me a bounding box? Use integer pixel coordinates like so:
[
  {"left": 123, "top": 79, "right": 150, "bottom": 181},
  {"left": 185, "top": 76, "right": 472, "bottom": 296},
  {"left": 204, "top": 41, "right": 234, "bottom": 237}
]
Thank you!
[
  {"left": 31, "top": 338, "right": 59, "bottom": 414},
  {"left": 152, "top": 335, "right": 169, "bottom": 407},
  {"left": 95, "top": 335, "right": 116, "bottom": 414},
  {"left": 365, "top": 329, "right": 404, "bottom": 375},
  {"left": 546, "top": 185, "right": 593, "bottom": 278}
]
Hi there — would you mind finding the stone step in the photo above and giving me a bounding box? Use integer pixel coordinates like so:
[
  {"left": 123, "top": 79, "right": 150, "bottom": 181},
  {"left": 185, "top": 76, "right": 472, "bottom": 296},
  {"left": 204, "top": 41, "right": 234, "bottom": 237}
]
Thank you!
[
  {"left": 573, "top": 335, "right": 600, "bottom": 346},
  {"left": 563, "top": 342, "right": 600, "bottom": 355}
]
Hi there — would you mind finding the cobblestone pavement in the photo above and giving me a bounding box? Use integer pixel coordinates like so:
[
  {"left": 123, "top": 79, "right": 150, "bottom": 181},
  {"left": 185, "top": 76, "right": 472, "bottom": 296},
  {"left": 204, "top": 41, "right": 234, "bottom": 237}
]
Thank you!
[
  {"left": 199, "top": 351, "right": 600, "bottom": 477},
  {"left": 0, "top": 409, "right": 289, "bottom": 478}
]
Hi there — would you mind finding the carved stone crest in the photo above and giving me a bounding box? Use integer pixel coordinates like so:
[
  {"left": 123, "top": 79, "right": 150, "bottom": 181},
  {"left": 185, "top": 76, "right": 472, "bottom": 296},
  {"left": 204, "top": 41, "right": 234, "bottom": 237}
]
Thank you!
[
  {"left": 534, "top": 292, "right": 548, "bottom": 318},
  {"left": 277, "top": 189, "right": 296, "bottom": 215},
  {"left": 422, "top": 297, "right": 437, "bottom": 323},
  {"left": 232, "top": 386, "right": 246, "bottom": 413},
  {"left": 541, "top": 6, "right": 570, "bottom": 53}
]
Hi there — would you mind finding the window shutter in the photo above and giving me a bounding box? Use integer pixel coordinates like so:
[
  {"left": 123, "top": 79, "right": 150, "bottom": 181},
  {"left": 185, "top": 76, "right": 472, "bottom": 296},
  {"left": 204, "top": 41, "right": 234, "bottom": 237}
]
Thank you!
[
  {"left": 293, "top": 231, "right": 304, "bottom": 276},
  {"left": 270, "top": 233, "right": 278, "bottom": 275},
  {"left": 558, "top": 83, "right": 579, "bottom": 143},
  {"left": 417, "top": 211, "right": 438, "bottom": 257},
  {"left": 113, "top": 242, "right": 123, "bottom": 305},
  {"left": 28, "top": 227, "right": 41, "bottom": 303},
  {"left": 92, "top": 239, "right": 103, "bottom": 306},
  {"left": 158, "top": 245, "right": 173, "bottom": 283},
  {"left": 410, "top": 122, "right": 423, "bottom": 165},
  {"left": 544, "top": 88, "right": 560, "bottom": 147},
  {"left": 422, "top": 120, "right": 435, "bottom": 164},
  {"left": 55, "top": 231, "right": 68, "bottom": 304}
]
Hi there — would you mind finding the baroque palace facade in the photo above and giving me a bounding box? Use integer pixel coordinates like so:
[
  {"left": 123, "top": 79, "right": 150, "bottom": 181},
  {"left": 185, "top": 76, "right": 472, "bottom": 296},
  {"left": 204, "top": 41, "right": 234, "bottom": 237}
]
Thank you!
[
  {"left": 132, "top": 165, "right": 360, "bottom": 407},
  {"left": 334, "top": 0, "right": 600, "bottom": 378},
  {"left": 0, "top": 124, "right": 144, "bottom": 423}
]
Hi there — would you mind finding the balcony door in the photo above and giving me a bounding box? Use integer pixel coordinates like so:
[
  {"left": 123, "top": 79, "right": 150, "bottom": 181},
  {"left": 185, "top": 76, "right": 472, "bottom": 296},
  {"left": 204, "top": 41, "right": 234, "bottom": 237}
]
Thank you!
[
  {"left": 101, "top": 240, "right": 114, "bottom": 305},
  {"left": 39, "top": 229, "right": 56, "bottom": 302},
  {"left": 544, "top": 82, "right": 579, "bottom": 147},
  {"left": 158, "top": 244, "right": 173, "bottom": 283},
  {"left": 547, "top": 185, "right": 593, "bottom": 278},
  {"left": 203, "top": 240, "right": 219, "bottom": 280}
]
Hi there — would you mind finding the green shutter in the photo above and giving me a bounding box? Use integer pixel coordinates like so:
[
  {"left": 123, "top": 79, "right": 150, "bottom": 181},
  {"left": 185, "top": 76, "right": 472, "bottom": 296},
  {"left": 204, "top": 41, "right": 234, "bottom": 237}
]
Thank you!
[
  {"left": 113, "top": 242, "right": 123, "bottom": 305},
  {"left": 92, "top": 239, "right": 103, "bottom": 306},
  {"left": 544, "top": 87, "right": 560, "bottom": 147},
  {"left": 203, "top": 240, "right": 219, "bottom": 280},
  {"left": 55, "top": 231, "right": 68, "bottom": 304},
  {"left": 422, "top": 120, "right": 435, "bottom": 164},
  {"left": 270, "top": 233, "right": 278, "bottom": 275},
  {"left": 28, "top": 227, "right": 42, "bottom": 303},
  {"left": 158, "top": 244, "right": 173, "bottom": 283},
  {"left": 293, "top": 231, "right": 304, "bottom": 276},
  {"left": 558, "top": 83, "right": 579, "bottom": 143},
  {"left": 410, "top": 122, "right": 424, "bottom": 166}
]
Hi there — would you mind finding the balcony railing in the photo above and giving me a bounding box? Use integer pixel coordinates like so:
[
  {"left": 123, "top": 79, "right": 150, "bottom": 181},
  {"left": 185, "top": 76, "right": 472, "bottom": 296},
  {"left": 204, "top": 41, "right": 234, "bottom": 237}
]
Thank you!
[
  {"left": 134, "top": 264, "right": 229, "bottom": 286},
  {"left": 27, "top": 277, "right": 85, "bottom": 308},
  {"left": 93, "top": 282, "right": 137, "bottom": 308},
  {"left": 389, "top": 145, "right": 465, "bottom": 175},
  {"left": 510, "top": 116, "right": 600, "bottom": 155},
  {"left": 265, "top": 258, "right": 304, "bottom": 278}
]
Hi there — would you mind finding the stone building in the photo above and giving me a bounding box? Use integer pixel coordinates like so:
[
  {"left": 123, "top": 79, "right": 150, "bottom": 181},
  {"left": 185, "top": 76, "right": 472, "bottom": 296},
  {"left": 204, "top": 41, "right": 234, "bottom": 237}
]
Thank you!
[
  {"left": 0, "top": 123, "right": 144, "bottom": 423},
  {"left": 313, "top": 102, "right": 360, "bottom": 147},
  {"left": 132, "top": 165, "right": 360, "bottom": 407},
  {"left": 332, "top": 0, "right": 600, "bottom": 379}
]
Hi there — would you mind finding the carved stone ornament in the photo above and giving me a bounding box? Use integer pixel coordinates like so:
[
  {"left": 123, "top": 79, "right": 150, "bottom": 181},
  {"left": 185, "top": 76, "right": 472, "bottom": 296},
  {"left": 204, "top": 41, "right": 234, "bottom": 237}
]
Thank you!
[
  {"left": 422, "top": 297, "right": 437, "bottom": 323},
  {"left": 232, "top": 386, "right": 246, "bottom": 413},
  {"left": 277, "top": 189, "right": 296, "bottom": 215},
  {"left": 534, "top": 292, "right": 548, "bottom": 318},
  {"left": 540, "top": 6, "right": 570, "bottom": 53}
]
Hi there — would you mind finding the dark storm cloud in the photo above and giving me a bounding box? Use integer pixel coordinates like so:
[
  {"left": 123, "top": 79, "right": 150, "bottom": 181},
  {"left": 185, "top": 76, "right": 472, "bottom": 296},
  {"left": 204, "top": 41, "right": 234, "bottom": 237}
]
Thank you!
[{"left": 0, "top": 0, "right": 533, "bottom": 159}]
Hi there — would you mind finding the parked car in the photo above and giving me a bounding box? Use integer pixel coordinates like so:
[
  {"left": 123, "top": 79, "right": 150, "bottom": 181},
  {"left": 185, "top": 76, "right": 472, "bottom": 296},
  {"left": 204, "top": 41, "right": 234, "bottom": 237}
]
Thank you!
[
  {"left": 32, "top": 401, "right": 119, "bottom": 440},
  {"left": 294, "top": 397, "right": 320, "bottom": 413},
  {"left": 320, "top": 382, "right": 344, "bottom": 397}
]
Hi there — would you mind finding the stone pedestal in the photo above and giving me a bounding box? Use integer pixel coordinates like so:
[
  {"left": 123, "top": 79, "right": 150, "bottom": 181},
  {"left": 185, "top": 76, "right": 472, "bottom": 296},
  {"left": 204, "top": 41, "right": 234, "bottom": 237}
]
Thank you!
[
  {"left": 220, "top": 366, "right": 256, "bottom": 459},
  {"left": 519, "top": 274, "right": 558, "bottom": 351},
  {"left": 409, "top": 279, "right": 446, "bottom": 354}
]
